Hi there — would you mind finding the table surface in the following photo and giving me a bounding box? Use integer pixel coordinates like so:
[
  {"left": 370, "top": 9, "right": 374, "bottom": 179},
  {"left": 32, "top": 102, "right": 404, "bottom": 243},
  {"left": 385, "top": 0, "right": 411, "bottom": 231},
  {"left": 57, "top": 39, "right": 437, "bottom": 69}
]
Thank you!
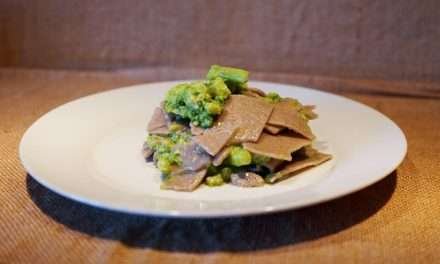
[{"left": 1, "top": 68, "right": 439, "bottom": 263}]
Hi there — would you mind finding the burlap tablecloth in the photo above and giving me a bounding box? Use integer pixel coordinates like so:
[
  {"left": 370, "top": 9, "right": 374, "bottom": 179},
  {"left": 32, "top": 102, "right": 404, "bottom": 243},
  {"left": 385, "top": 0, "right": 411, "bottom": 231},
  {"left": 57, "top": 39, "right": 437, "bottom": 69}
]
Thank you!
[{"left": 1, "top": 68, "right": 439, "bottom": 263}]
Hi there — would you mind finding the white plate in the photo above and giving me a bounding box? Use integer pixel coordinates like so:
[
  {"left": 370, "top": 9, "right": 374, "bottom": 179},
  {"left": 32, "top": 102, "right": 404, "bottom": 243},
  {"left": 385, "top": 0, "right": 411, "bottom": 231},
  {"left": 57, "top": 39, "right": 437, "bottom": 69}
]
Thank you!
[{"left": 19, "top": 81, "right": 407, "bottom": 218}]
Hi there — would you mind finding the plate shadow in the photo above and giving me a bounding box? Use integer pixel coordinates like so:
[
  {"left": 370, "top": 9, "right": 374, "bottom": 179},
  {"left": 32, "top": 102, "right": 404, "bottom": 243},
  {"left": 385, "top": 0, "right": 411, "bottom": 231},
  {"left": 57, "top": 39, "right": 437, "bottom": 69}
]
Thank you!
[{"left": 26, "top": 172, "right": 397, "bottom": 253}]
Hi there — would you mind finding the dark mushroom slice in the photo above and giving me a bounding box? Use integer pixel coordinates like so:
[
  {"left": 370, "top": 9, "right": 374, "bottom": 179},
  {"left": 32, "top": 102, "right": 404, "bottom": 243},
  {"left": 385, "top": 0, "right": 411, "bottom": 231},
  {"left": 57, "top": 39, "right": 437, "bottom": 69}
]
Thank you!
[
  {"left": 177, "top": 142, "right": 212, "bottom": 171},
  {"left": 161, "top": 169, "right": 208, "bottom": 192},
  {"left": 231, "top": 172, "right": 265, "bottom": 187},
  {"left": 142, "top": 142, "right": 154, "bottom": 160}
]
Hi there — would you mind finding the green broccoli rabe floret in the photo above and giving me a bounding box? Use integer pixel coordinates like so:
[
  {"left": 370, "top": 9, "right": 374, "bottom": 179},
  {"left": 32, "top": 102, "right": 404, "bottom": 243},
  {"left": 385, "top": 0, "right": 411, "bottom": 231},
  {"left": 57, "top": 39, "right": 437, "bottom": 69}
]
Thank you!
[
  {"left": 156, "top": 157, "right": 173, "bottom": 175},
  {"left": 164, "top": 80, "right": 230, "bottom": 128},
  {"left": 205, "top": 174, "right": 224, "bottom": 186},
  {"left": 168, "top": 122, "right": 185, "bottom": 132},
  {"left": 206, "top": 77, "right": 231, "bottom": 102},
  {"left": 206, "top": 65, "right": 249, "bottom": 93},
  {"left": 169, "top": 130, "right": 191, "bottom": 145},
  {"left": 226, "top": 146, "right": 252, "bottom": 167},
  {"left": 146, "top": 131, "right": 191, "bottom": 174},
  {"left": 146, "top": 135, "right": 173, "bottom": 153},
  {"left": 264, "top": 92, "right": 282, "bottom": 103},
  {"left": 220, "top": 167, "right": 232, "bottom": 182},
  {"left": 206, "top": 165, "right": 220, "bottom": 176},
  {"left": 205, "top": 165, "right": 232, "bottom": 186},
  {"left": 221, "top": 146, "right": 269, "bottom": 168}
]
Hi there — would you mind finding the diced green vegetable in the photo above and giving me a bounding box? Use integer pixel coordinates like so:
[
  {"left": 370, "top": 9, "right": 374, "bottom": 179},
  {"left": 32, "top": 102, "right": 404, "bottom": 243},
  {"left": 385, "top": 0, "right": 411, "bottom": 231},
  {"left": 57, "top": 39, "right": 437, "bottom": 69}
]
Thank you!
[
  {"left": 206, "top": 65, "right": 249, "bottom": 93},
  {"left": 264, "top": 92, "right": 282, "bottom": 103},
  {"left": 169, "top": 130, "right": 191, "bottom": 145},
  {"left": 168, "top": 122, "right": 185, "bottom": 132},
  {"left": 146, "top": 131, "right": 191, "bottom": 174},
  {"left": 206, "top": 77, "right": 231, "bottom": 101},
  {"left": 227, "top": 146, "right": 252, "bottom": 167},
  {"left": 157, "top": 159, "right": 172, "bottom": 175},
  {"left": 163, "top": 65, "right": 250, "bottom": 127},
  {"left": 220, "top": 167, "right": 232, "bottom": 182},
  {"left": 164, "top": 80, "right": 231, "bottom": 128},
  {"left": 205, "top": 101, "right": 222, "bottom": 115},
  {"left": 207, "top": 165, "right": 220, "bottom": 176},
  {"left": 146, "top": 135, "right": 173, "bottom": 153},
  {"left": 206, "top": 174, "right": 224, "bottom": 186}
]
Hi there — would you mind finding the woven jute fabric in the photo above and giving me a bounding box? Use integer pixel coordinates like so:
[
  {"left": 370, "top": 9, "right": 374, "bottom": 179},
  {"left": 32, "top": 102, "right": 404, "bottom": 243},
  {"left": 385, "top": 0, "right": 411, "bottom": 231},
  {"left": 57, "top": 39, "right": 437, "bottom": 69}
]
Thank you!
[{"left": 0, "top": 68, "right": 439, "bottom": 263}]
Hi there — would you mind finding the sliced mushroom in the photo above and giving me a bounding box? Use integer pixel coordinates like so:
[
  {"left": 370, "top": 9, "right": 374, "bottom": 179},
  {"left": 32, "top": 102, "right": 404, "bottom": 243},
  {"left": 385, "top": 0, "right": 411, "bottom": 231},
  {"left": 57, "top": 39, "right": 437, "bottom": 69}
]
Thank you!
[
  {"left": 231, "top": 172, "right": 265, "bottom": 187},
  {"left": 142, "top": 142, "right": 154, "bottom": 160},
  {"left": 177, "top": 142, "right": 212, "bottom": 171}
]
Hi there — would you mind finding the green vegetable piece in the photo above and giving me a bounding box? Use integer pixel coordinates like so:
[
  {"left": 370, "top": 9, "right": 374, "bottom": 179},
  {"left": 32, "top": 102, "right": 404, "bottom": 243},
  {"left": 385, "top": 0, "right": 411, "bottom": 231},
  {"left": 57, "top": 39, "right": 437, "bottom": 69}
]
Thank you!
[
  {"left": 207, "top": 165, "right": 220, "bottom": 176},
  {"left": 252, "top": 153, "right": 271, "bottom": 165},
  {"left": 205, "top": 101, "right": 222, "bottom": 115},
  {"left": 147, "top": 135, "right": 172, "bottom": 151},
  {"left": 220, "top": 167, "right": 232, "bottom": 182},
  {"left": 146, "top": 135, "right": 160, "bottom": 149},
  {"left": 157, "top": 158, "right": 172, "bottom": 175},
  {"left": 227, "top": 146, "right": 252, "bottom": 167},
  {"left": 207, "top": 77, "right": 231, "bottom": 101},
  {"left": 206, "top": 65, "right": 249, "bottom": 92},
  {"left": 264, "top": 92, "right": 282, "bottom": 103},
  {"left": 164, "top": 81, "right": 227, "bottom": 128},
  {"left": 145, "top": 131, "right": 192, "bottom": 175},
  {"left": 168, "top": 122, "right": 184, "bottom": 132},
  {"left": 170, "top": 130, "right": 191, "bottom": 145},
  {"left": 206, "top": 174, "right": 224, "bottom": 186}
]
